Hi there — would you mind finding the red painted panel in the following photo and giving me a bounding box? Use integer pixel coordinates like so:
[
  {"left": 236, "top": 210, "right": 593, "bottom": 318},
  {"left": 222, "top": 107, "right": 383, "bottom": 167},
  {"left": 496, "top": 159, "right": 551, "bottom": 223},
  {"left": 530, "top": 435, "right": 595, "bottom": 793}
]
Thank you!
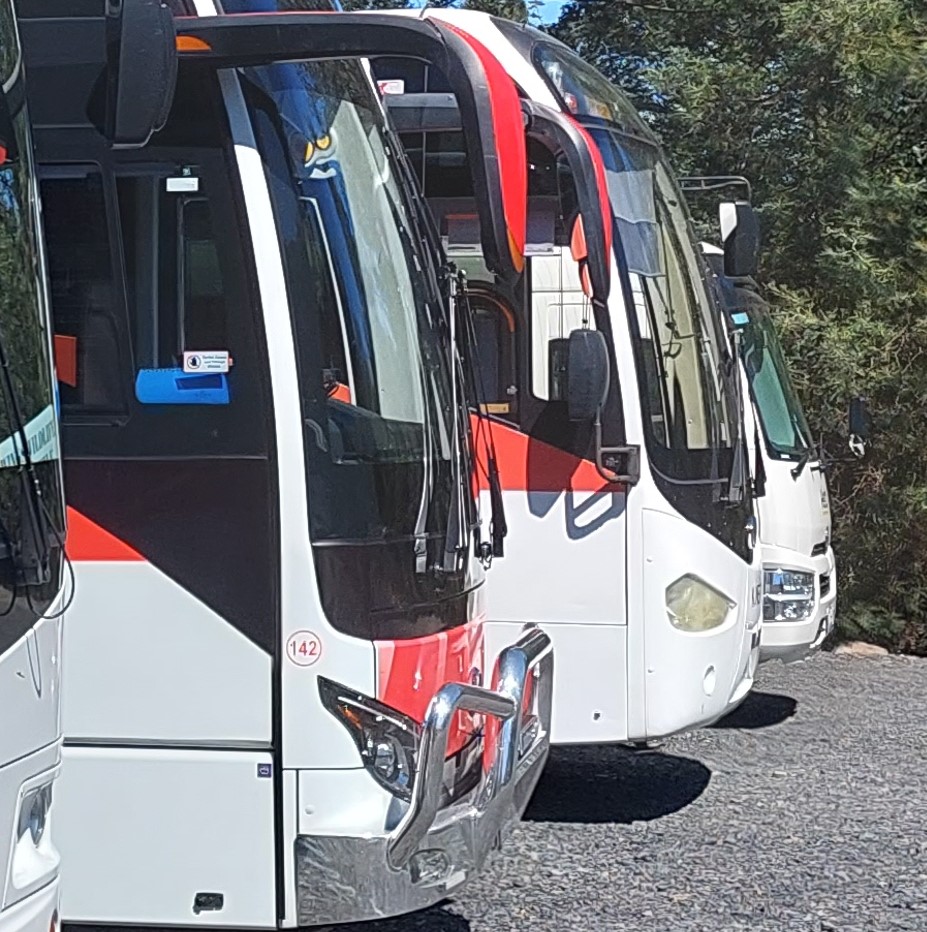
[
  {"left": 65, "top": 507, "right": 145, "bottom": 562},
  {"left": 376, "top": 620, "right": 484, "bottom": 757},
  {"left": 54, "top": 334, "right": 78, "bottom": 388},
  {"left": 472, "top": 415, "right": 622, "bottom": 495},
  {"left": 443, "top": 22, "right": 527, "bottom": 270}
]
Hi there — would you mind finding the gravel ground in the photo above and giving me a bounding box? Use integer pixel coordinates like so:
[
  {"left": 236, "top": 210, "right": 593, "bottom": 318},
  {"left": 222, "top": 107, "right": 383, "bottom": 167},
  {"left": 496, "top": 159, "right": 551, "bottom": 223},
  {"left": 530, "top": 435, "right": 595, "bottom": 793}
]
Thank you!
[{"left": 344, "top": 651, "right": 927, "bottom": 932}]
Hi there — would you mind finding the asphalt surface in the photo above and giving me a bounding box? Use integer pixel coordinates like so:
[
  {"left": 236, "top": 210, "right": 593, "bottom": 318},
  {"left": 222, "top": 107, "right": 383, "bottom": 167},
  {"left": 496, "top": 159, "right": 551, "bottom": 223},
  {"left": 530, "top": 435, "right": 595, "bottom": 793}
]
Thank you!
[{"left": 345, "top": 651, "right": 927, "bottom": 932}]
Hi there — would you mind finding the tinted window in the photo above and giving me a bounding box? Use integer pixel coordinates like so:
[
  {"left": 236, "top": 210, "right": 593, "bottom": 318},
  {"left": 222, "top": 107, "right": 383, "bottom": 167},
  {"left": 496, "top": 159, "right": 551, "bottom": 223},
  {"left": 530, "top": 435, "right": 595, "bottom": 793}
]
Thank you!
[
  {"left": 0, "top": 3, "right": 65, "bottom": 618},
  {"left": 42, "top": 171, "right": 125, "bottom": 413},
  {"left": 40, "top": 76, "right": 269, "bottom": 459}
]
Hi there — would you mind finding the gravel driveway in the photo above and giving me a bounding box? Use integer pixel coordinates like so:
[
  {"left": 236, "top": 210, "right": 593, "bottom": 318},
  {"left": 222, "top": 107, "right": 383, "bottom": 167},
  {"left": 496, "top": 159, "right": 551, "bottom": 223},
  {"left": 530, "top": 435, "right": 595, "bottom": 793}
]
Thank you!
[{"left": 344, "top": 651, "right": 927, "bottom": 932}]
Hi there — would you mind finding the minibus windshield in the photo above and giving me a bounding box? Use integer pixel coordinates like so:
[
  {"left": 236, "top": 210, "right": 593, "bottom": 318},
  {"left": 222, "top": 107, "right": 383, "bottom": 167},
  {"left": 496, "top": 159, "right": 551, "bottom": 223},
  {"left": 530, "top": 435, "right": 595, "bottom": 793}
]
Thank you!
[{"left": 739, "top": 298, "right": 814, "bottom": 459}]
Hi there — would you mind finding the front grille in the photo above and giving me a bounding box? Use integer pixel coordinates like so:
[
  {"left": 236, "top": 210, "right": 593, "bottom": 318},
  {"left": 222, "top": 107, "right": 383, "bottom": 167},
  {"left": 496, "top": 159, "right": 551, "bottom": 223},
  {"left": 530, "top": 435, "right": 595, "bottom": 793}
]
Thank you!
[{"left": 819, "top": 574, "right": 831, "bottom": 598}]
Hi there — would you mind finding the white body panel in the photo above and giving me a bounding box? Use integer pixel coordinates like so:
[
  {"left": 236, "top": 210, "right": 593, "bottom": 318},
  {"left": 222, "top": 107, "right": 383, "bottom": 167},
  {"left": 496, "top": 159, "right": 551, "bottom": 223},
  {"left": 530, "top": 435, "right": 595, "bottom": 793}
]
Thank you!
[
  {"left": 0, "top": 878, "right": 57, "bottom": 932},
  {"left": 57, "top": 748, "right": 276, "bottom": 927},
  {"left": 61, "top": 562, "right": 271, "bottom": 745},
  {"left": 758, "top": 455, "right": 837, "bottom": 663},
  {"left": 0, "top": 619, "right": 62, "bottom": 932},
  {"left": 485, "top": 623, "right": 627, "bottom": 743}
]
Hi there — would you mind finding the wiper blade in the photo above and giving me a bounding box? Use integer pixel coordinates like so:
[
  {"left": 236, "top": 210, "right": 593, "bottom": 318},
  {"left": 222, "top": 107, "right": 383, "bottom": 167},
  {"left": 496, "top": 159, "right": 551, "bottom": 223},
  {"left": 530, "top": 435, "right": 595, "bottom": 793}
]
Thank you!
[{"left": 791, "top": 450, "right": 811, "bottom": 480}]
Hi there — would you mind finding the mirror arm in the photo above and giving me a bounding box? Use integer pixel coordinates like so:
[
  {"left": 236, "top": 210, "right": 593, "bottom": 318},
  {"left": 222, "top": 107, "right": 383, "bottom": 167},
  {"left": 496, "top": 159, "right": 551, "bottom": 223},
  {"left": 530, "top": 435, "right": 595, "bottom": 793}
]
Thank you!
[{"left": 594, "top": 417, "right": 639, "bottom": 485}]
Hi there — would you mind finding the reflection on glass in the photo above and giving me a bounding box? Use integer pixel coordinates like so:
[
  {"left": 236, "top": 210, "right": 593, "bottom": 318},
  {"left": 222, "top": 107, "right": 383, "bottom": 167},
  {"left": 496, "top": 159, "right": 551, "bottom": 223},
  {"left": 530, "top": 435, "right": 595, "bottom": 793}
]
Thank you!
[
  {"left": 244, "top": 58, "right": 459, "bottom": 544},
  {"left": 738, "top": 297, "right": 813, "bottom": 458},
  {"left": 0, "top": 3, "right": 65, "bottom": 608}
]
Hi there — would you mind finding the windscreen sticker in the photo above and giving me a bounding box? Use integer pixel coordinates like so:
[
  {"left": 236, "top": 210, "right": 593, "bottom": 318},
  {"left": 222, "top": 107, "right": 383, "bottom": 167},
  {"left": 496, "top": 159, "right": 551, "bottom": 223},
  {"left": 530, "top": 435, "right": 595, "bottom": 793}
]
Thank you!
[{"left": 183, "top": 351, "right": 231, "bottom": 374}]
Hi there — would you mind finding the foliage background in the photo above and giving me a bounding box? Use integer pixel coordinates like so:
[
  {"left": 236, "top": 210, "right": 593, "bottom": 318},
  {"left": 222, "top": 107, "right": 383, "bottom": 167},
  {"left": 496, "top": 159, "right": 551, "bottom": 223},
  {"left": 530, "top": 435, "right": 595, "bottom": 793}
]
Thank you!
[{"left": 344, "top": 0, "right": 927, "bottom": 654}]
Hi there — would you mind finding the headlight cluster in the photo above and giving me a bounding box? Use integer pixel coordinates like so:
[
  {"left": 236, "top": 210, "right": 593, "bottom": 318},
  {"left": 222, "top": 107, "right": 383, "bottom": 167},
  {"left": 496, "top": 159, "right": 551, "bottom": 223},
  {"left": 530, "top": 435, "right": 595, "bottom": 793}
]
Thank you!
[
  {"left": 764, "top": 568, "right": 815, "bottom": 622},
  {"left": 666, "top": 575, "right": 733, "bottom": 632},
  {"left": 318, "top": 676, "right": 420, "bottom": 801},
  {"left": 18, "top": 784, "right": 52, "bottom": 846}
]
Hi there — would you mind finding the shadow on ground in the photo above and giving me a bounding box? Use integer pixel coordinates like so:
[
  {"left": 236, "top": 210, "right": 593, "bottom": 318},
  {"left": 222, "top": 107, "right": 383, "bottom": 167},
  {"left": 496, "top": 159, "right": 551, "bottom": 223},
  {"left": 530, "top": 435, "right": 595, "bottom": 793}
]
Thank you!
[
  {"left": 524, "top": 745, "right": 710, "bottom": 824},
  {"left": 711, "top": 690, "right": 798, "bottom": 730},
  {"left": 336, "top": 904, "right": 471, "bottom": 932}
]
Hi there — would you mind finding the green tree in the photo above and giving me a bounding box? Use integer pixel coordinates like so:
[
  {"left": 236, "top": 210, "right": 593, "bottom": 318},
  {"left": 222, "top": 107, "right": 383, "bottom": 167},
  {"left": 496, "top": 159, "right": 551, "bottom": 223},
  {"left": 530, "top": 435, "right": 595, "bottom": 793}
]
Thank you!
[
  {"left": 340, "top": 0, "right": 543, "bottom": 21},
  {"left": 554, "top": 0, "right": 927, "bottom": 652}
]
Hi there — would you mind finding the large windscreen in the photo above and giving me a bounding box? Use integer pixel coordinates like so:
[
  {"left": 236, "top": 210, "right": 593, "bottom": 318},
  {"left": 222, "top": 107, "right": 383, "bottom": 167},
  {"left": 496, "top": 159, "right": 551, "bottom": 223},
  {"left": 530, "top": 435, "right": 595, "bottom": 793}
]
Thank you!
[{"left": 242, "top": 57, "right": 475, "bottom": 638}]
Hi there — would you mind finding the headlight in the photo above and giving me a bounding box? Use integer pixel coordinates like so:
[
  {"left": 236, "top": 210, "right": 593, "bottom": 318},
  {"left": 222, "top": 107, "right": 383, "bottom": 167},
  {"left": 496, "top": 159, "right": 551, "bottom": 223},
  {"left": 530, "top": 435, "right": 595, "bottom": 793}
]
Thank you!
[
  {"left": 764, "top": 568, "right": 815, "bottom": 621},
  {"left": 666, "top": 575, "right": 733, "bottom": 632},
  {"left": 18, "top": 784, "right": 52, "bottom": 847},
  {"left": 318, "top": 677, "right": 420, "bottom": 801}
]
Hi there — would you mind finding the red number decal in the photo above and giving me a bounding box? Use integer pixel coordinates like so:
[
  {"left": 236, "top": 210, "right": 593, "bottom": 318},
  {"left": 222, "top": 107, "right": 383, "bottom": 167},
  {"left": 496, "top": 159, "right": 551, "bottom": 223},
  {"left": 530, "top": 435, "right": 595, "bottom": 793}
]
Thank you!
[{"left": 286, "top": 631, "right": 322, "bottom": 667}]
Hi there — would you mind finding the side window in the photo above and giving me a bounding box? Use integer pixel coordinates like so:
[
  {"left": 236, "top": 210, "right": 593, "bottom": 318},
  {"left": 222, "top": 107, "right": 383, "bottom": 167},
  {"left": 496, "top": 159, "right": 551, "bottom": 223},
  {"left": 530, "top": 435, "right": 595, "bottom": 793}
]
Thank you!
[
  {"left": 529, "top": 250, "right": 598, "bottom": 403},
  {"left": 116, "top": 165, "right": 236, "bottom": 399},
  {"left": 470, "top": 289, "right": 518, "bottom": 418},
  {"left": 42, "top": 170, "right": 126, "bottom": 414},
  {"left": 41, "top": 110, "right": 267, "bottom": 456}
]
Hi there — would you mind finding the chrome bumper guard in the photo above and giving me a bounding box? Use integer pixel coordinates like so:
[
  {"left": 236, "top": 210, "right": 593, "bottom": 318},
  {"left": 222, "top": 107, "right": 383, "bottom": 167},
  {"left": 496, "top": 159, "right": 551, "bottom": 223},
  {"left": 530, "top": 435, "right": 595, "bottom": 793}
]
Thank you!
[{"left": 294, "top": 627, "right": 553, "bottom": 925}]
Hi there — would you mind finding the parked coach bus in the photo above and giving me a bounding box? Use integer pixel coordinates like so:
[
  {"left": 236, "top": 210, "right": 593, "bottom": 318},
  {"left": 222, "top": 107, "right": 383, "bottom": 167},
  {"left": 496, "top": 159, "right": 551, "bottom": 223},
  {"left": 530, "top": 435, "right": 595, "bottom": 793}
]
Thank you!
[
  {"left": 700, "top": 236, "right": 838, "bottom": 663},
  {"left": 0, "top": 3, "right": 67, "bottom": 931},
  {"left": 19, "top": 0, "right": 552, "bottom": 927},
  {"left": 376, "top": 8, "right": 763, "bottom": 745}
]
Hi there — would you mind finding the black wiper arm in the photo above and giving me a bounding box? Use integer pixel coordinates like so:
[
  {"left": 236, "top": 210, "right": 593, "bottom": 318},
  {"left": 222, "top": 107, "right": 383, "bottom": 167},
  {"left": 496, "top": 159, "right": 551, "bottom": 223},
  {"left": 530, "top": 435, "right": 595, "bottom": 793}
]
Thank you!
[{"left": 791, "top": 449, "right": 811, "bottom": 480}]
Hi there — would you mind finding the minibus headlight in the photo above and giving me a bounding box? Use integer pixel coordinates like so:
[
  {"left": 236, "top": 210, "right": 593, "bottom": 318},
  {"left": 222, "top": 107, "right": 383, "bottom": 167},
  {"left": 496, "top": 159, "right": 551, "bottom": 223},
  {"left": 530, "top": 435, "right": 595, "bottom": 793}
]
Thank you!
[
  {"left": 318, "top": 677, "right": 420, "bottom": 802},
  {"left": 764, "top": 568, "right": 815, "bottom": 621},
  {"left": 666, "top": 575, "right": 733, "bottom": 632},
  {"left": 18, "top": 784, "right": 52, "bottom": 846}
]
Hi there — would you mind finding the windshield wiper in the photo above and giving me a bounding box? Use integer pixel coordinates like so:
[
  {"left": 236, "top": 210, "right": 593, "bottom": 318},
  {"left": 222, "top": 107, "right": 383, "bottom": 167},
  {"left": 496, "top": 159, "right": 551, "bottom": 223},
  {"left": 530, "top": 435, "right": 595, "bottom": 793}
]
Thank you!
[
  {"left": 456, "top": 273, "right": 507, "bottom": 562},
  {"left": 791, "top": 449, "right": 811, "bottom": 479}
]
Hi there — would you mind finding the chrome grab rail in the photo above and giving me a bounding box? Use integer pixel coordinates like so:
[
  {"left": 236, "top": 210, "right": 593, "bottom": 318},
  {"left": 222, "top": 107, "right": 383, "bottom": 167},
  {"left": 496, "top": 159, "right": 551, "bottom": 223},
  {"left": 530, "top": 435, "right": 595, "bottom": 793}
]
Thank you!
[
  {"left": 387, "top": 627, "right": 552, "bottom": 869},
  {"left": 492, "top": 627, "right": 553, "bottom": 788}
]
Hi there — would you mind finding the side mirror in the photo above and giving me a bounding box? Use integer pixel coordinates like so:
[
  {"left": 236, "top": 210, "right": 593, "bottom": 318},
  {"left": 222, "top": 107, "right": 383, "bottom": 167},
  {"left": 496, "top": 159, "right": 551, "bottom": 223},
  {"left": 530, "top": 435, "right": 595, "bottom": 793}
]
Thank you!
[
  {"left": 0, "top": 86, "right": 19, "bottom": 165},
  {"left": 560, "top": 330, "right": 610, "bottom": 422},
  {"left": 849, "top": 395, "right": 871, "bottom": 457},
  {"left": 105, "top": 0, "right": 178, "bottom": 148},
  {"left": 720, "top": 200, "right": 760, "bottom": 278}
]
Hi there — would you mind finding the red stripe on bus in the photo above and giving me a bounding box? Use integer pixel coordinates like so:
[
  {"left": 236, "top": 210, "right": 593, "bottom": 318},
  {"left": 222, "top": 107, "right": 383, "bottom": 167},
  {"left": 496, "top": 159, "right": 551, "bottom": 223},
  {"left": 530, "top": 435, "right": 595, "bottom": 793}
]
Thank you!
[
  {"left": 66, "top": 507, "right": 145, "bottom": 562},
  {"left": 376, "top": 620, "right": 484, "bottom": 757},
  {"left": 443, "top": 22, "right": 527, "bottom": 270},
  {"left": 472, "top": 415, "right": 623, "bottom": 494}
]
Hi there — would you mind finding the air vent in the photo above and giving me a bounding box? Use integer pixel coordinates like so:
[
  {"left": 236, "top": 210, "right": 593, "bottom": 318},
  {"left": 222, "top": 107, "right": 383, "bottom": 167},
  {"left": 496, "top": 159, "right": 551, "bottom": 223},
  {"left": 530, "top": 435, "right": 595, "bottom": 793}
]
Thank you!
[
  {"left": 819, "top": 574, "right": 831, "bottom": 598},
  {"left": 811, "top": 540, "right": 828, "bottom": 557}
]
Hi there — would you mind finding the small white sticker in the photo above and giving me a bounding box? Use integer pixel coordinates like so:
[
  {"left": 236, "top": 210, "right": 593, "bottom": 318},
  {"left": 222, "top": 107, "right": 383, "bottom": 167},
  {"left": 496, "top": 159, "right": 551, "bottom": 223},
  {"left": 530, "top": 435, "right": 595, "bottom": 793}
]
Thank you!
[
  {"left": 377, "top": 79, "right": 405, "bottom": 96},
  {"left": 183, "top": 351, "right": 230, "bottom": 374},
  {"left": 166, "top": 177, "right": 200, "bottom": 193},
  {"left": 286, "top": 630, "right": 322, "bottom": 667}
]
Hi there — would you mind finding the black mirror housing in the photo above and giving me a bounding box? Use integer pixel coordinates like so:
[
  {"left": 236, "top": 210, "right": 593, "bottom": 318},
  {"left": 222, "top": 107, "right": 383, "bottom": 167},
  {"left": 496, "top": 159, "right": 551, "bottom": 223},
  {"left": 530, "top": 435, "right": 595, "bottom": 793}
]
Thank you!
[
  {"left": 566, "top": 330, "right": 610, "bottom": 422},
  {"left": 105, "top": 0, "right": 177, "bottom": 148},
  {"left": 720, "top": 200, "right": 760, "bottom": 278},
  {"left": 849, "top": 396, "right": 872, "bottom": 442}
]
